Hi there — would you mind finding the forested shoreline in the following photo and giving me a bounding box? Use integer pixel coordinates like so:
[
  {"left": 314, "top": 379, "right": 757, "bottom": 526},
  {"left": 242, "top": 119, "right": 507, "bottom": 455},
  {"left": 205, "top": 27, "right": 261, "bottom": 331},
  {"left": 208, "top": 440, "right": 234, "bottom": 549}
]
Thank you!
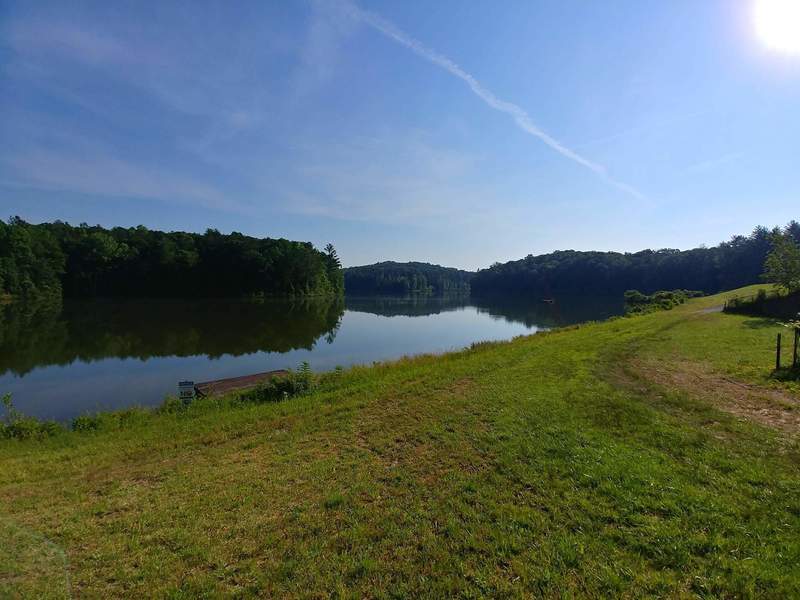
[
  {"left": 0, "top": 218, "right": 343, "bottom": 300},
  {"left": 472, "top": 221, "right": 800, "bottom": 296},
  {"left": 3, "top": 218, "right": 798, "bottom": 301},
  {"left": 344, "top": 261, "right": 473, "bottom": 295}
]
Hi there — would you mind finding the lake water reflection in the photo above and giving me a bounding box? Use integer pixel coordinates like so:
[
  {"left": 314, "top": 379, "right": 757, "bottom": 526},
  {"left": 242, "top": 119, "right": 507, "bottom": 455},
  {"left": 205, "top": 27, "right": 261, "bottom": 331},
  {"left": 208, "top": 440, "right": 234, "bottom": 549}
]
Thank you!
[{"left": 0, "top": 294, "right": 622, "bottom": 421}]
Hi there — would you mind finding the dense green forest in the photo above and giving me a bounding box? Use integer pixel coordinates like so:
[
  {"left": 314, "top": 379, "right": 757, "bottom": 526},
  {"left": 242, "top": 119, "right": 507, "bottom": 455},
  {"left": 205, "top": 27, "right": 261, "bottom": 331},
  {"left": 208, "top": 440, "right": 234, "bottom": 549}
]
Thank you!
[
  {"left": 0, "top": 218, "right": 343, "bottom": 299},
  {"left": 344, "top": 261, "right": 473, "bottom": 295},
  {"left": 472, "top": 221, "right": 800, "bottom": 296},
  {"left": 0, "top": 219, "right": 64, "bottom": 300},
  {"left": 5, "top": 218, "right": 798, "bottom": 301}
]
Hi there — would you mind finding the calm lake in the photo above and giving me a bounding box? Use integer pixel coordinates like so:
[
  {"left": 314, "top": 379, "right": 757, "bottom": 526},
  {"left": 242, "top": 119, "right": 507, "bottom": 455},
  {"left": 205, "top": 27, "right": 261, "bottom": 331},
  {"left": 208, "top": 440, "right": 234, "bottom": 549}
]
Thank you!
[{"left": 0, "top": 294, "right": 623, "bottom": 421}]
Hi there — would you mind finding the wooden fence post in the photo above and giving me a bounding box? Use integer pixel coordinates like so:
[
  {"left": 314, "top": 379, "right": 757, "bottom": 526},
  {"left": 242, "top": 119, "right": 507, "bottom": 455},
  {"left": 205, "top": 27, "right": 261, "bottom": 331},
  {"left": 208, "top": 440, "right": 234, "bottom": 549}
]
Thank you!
[{"left": 776, "top": 333, "right": 782, "bottom": 371}]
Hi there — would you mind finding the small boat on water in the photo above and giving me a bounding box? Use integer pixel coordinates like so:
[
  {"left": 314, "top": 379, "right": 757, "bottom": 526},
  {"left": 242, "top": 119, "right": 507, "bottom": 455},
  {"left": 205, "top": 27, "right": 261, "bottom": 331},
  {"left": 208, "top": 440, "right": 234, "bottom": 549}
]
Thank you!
[{"left": 541, "top": 298, "right": 555, "bottom": 304}]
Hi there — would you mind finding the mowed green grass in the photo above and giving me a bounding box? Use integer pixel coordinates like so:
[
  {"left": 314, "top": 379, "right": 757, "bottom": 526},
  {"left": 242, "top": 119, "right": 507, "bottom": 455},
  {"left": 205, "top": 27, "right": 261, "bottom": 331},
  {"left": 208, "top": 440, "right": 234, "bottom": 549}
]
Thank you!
[{"left": 1, "top": 286, "right": 799, "bottom": 598}]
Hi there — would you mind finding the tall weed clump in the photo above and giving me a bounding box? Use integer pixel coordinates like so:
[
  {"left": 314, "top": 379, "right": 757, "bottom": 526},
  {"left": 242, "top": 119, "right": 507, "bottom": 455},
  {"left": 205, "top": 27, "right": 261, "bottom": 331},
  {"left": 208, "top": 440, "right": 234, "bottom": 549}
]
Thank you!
[
  {"left": 238, "top": 362, "right": 318, "bottom": 404},
  {"left": 0, "top": 394, "right": 62, "bottom": 439}
]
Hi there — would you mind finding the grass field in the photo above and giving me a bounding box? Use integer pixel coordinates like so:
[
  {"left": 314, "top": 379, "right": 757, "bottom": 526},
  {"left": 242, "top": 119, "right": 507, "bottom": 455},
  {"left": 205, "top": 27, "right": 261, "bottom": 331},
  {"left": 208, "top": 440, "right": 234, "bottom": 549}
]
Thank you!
[{"left": 2, "top": 285, "right": 799, "bottom": 598}]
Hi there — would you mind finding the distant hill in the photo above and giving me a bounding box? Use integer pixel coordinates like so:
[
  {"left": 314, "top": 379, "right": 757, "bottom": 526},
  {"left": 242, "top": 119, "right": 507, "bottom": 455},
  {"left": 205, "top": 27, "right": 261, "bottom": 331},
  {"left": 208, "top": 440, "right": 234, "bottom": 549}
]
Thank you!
[
  {"left": 471, "top": 221, "right": 800, "bottom": 296},
  {"left": 344, "top": 261, "right": 474, "bottom": 295}
]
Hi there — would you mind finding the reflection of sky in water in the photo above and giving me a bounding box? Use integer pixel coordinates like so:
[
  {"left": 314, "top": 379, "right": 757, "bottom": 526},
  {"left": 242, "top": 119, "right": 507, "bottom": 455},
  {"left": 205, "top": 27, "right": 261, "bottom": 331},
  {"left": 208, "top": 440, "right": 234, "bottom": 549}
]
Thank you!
[{"left": 1, "top": 307, "right": 537, "bottom": 421}]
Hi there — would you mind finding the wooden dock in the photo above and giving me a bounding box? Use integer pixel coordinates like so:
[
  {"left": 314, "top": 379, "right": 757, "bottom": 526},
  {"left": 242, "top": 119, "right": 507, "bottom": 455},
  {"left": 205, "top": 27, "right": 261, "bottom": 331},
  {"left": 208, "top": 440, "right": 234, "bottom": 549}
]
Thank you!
[{"left": 194, "top": 369, "right": 289, "bottom": 397}]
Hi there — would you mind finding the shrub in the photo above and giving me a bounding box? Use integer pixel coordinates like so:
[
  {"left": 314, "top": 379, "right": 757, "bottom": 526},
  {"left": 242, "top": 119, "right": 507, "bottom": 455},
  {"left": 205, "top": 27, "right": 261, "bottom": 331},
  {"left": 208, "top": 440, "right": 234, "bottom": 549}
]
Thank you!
[
  {"left": 624, "top": 289, "right": 704, "bottom": 315},
  {"left": 71, "top": 415, "right": 102, "bottom": 432},
  {"left": 0, "top": 394, "right": 63, "bottom": 440},
  {"left": 238, "top": 363, "right": 318, "bottom": 404},
  {"left": 157, "top": 395, "right": 186, "bottom": 415}
]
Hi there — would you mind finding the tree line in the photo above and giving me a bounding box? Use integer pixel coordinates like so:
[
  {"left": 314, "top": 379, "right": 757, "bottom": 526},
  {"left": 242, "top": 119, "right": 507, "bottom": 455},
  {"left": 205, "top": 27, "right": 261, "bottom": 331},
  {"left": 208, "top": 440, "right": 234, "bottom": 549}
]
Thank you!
[
  {"left": 0, "top": 218, "right": 343, "bottom": 300},
  {"left": 344, "top": 261, "right": 473, "bottom": 295},
  {"left": 4, "top": 217, "right": 798, "bottom": 301},
  {"left": 471, "top": 222, "right": 800, "bottom": 297}
]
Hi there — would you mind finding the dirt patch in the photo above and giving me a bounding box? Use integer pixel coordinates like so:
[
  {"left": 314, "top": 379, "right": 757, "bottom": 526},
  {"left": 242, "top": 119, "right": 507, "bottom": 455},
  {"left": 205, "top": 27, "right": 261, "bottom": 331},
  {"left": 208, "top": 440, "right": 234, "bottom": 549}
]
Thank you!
[
  {"left": 696, "top": 305, "right": 723, "bottom": 314},
  {"left": 616, "top": 357, "right": 800, "bottom": 434}
]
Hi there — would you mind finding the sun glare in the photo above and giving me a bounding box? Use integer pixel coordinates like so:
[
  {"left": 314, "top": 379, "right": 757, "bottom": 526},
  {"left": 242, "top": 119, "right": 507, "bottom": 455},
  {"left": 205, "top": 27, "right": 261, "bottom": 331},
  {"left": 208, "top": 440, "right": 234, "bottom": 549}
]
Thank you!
[{"left": 755, "top": 0, "right": 800, "bottom": 54}]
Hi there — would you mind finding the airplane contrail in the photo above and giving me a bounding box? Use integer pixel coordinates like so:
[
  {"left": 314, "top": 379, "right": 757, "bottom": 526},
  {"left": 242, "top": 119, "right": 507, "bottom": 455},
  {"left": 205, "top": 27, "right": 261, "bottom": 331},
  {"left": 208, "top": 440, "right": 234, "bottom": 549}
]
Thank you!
[{"left": 344, "top": 3, "right": 646, "bottom": 201}]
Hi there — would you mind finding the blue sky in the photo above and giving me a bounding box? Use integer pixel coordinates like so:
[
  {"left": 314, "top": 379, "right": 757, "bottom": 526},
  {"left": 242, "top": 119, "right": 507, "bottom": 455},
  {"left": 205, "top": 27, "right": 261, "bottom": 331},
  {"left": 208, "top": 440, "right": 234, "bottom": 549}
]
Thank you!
[{"left": 1, "top": 0, "right": 798, "bottom": 269}]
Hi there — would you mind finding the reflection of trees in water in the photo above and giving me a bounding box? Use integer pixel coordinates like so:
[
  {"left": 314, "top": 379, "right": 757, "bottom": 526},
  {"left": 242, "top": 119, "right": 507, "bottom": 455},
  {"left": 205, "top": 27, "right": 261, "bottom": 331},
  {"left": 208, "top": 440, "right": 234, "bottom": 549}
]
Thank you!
[
  {"left": 0, "top": 297, "right": 344, "bottom": 376},
  {"left": 0, "top": 299, "right": 67, "bottom": 376},
  {"left": 345, "top": 293, "right": 624, "bottom": 328},
  {"left": 471, "top": 294, "right": 624, "bottom": 328},
  {"left": 344, "top": 294, "right": 471, "bottom": 317},
  {"left": 0, "top": 294, "right": 623, "bottom": 377}
]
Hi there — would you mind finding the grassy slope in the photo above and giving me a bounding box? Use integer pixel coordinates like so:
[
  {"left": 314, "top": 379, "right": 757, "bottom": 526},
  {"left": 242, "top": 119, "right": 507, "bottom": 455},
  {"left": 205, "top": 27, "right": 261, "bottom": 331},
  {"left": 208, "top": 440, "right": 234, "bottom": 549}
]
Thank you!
[{"left": 1, "top": 286, "right": 799, "bottom": 598}]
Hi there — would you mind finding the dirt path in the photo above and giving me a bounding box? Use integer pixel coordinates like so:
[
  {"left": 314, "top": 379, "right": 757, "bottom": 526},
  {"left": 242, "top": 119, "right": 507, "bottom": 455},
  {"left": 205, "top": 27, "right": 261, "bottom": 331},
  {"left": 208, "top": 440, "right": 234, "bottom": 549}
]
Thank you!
[
  {"left": 696, "top": 305, "right": 723, "bottom": 314},
  {"left": 618, "top": 356, "right": 800, "bottom": 435}
]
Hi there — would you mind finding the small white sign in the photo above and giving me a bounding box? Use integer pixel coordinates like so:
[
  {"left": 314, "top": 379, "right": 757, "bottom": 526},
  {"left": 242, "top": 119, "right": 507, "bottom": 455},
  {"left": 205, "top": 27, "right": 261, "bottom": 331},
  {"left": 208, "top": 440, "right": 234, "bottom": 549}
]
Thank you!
[{"left": 178, "top": 380, "right": 195, "bottom": 404}]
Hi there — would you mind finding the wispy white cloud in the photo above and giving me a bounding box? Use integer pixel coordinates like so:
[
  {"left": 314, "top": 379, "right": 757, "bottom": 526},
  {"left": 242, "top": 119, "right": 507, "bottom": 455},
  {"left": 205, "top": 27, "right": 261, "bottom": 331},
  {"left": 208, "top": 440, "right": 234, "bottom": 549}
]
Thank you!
[
  {"left": 2, "top": 10, "right": 277, "bottom": 213},
  {"left": 3, "top": 0, "right": 646, "bottom": 224},
  {"left": 685, "top": 152, "right": 744, "bottom": 174},
  {"left": 4, "top": 149, "right": 248, "bottom": 213},
  {"left": 278, "top": 131, "right": 492, "bottom": 224},
  {"left": 340, "top": 1, "right": 646, "bottom": 201},
  {"left": 6, "top": 20, "right": 149, "bottom": 66},
  {"left": 4, "top": 15, "right": 273, "bottom": 122},
  {"left": 291, "top": 0, "right": 359, "bottom": 96},
  {"left": 573, "top": 110, "right": 712, "bottom": 151}
]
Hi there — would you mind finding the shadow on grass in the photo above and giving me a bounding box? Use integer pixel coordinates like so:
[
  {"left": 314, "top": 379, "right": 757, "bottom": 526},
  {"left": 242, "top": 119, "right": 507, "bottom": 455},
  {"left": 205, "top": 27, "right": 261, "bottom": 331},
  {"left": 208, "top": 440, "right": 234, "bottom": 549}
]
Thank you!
[
  {"left": 741, "top": 318, "right": 781, "bottom": 329},
  {"left": 0, "top": 518, "right": 71, "bottom": 599},
  {"left": 771, "top": 366, "right": 800, "bottom": 382}
]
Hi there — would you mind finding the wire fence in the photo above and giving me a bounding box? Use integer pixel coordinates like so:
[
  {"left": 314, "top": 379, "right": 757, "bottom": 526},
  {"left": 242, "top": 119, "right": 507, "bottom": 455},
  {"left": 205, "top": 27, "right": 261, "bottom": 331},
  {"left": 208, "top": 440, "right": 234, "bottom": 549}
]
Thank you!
[
  {"left": 774, "top": 328, "right": 800, "bottom": 372},
  {"left": 724, "top": 289, "right": 783, "bottom": 313}
]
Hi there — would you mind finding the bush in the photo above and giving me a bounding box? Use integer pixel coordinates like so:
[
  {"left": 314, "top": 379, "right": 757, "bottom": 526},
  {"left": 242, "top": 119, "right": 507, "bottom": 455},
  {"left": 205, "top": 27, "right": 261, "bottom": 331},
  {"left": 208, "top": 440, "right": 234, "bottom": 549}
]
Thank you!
[
  {"left": 238, "top": 363, "right": 318, "bottom": 404},
  {"left": 157, "top": 395, "right": 186, "bottom": 415},
  {"left": 71, "top": 415, "right": 102, "bottom": 432},
  {"left": 69, "top": 407, "right": 149, "bottom": 432},
  {"left": 0, "top": 394, "right": 63, "bottom": 440},
  {"left": 624, "top": 289, "right": 704, "bottom": 315}
]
